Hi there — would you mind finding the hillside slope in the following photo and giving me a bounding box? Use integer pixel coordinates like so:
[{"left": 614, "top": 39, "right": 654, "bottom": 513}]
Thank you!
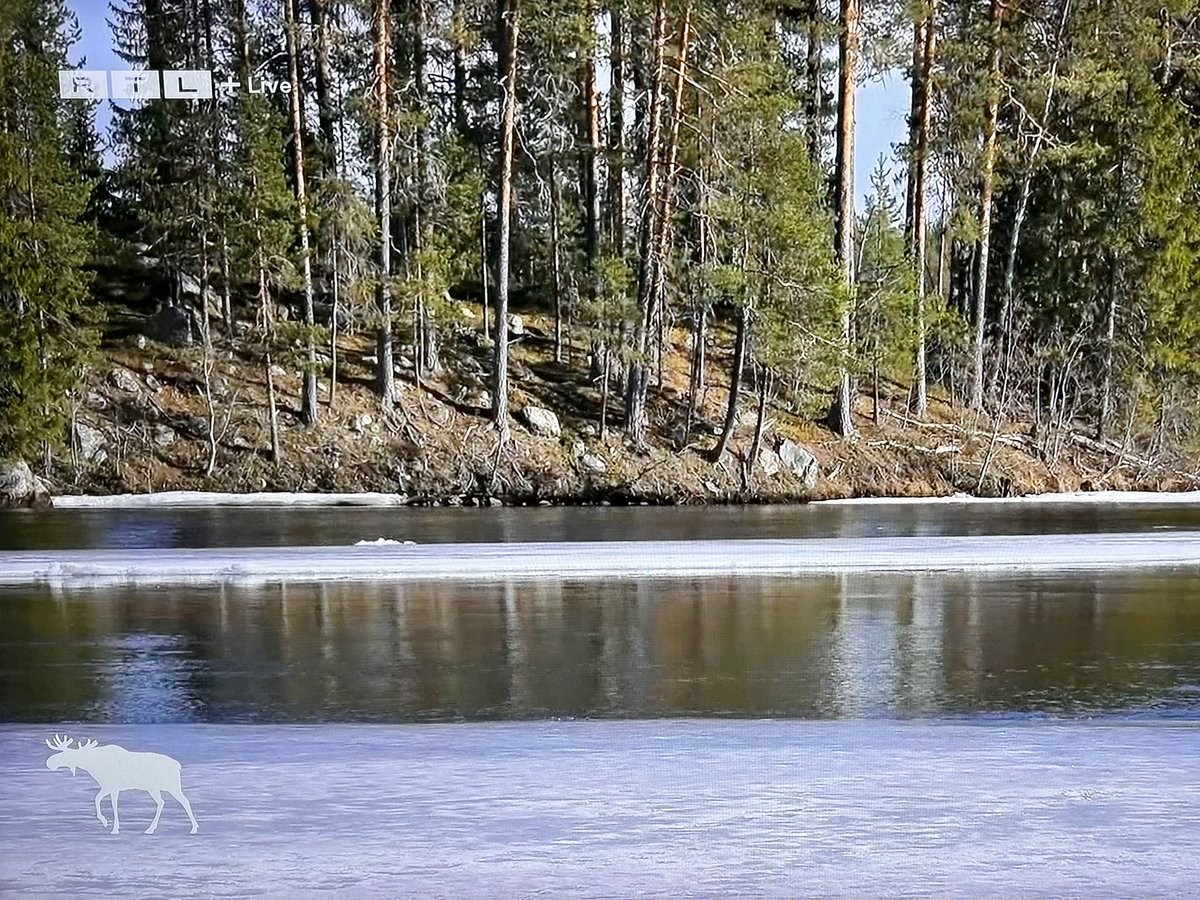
[{"left": 51, "top": 303, "right": 1198, "bottom": 505}]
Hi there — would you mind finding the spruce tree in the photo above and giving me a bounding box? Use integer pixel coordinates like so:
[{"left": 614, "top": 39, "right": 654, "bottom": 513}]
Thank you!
[
  {"left": 0, "top": 0, "right": 97, "bottom": 462},
  {"left": 858, "top": 160, "right": 917, "bottom": 425}
]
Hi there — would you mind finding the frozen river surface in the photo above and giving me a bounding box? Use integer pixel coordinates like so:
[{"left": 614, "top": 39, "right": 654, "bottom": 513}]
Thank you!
[
  {"left": 6, "top": 532, "right": 1200, "bottom": 585},
  {"left": 2, "top": 721, "right": 1198, "bottom": 898}
]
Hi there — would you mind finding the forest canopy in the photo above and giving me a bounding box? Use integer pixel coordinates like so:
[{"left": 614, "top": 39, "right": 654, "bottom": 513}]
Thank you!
[{"left": 1, "top": 0, "right": 1199, "bottom": 492}]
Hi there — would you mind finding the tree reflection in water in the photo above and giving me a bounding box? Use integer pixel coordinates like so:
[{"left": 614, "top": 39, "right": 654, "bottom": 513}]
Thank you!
[{"left": 4, "top": 571, "right": 1200, "bottom": 723}]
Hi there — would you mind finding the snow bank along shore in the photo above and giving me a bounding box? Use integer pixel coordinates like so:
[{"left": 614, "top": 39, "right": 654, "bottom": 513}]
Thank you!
[{"left": 45, "top": 488, "right": 1200, "bottom": 508}]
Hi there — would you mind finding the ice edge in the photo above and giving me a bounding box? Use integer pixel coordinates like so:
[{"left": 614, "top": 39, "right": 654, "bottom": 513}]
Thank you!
[{"left": 3, "top": 533, "right": 1200, "bottom": 586}]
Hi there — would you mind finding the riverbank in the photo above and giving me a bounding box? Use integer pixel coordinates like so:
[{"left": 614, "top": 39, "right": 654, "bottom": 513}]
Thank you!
[
  {"left": 23, "top": 308, "right": 1200, "bottom": 507},
  {"left": 45, "top": 487, "right": 1200, "bottom": 508}
]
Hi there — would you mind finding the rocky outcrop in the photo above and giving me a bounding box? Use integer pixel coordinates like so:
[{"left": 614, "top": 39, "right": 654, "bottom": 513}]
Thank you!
[
  {"left": 143, "top": 306, "right": 198, "bottom": 347},
  {"left": 519, "top": 406, "right": 561, "bottom": 438},
  {"left": 757, "top": 446, "right": 781, "bottom": 477},
  {"left": 579, "top": 452, "right": 607, "bottom": 475},
  {"left": 109, "top": 367, "right": 143, "bottom": 395},
  {"left": 151, "top": 424, "right": 177, "bottom": 447},
  {"left": 778, "top": 438, "right": 819, "bottom": 490},
  {"left": 73, "top": 421, "right": 108, "bottom": 465},
  {"left": 0, "top": 459, "right": 49, "bottom": 506},
  {"left": 312, "top": 301, "right": 352, "bottom": 330}
]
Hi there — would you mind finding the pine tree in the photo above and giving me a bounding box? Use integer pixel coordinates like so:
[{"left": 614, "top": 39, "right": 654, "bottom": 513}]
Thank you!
[
  {"left": 491, "top": 0, "right": 521, "bottom": 441},
  {"left": 830, "top": 0, "right": 859, "bottom": 438},
  {"left": 224, "top": 2, "right": 297, "bottom": 464},
  {"left": 372, "top": 0, "right": 396, "bottom": 407},
  {"left": 284, "top": 0, "right": 319, "bottom": 424},
  {"left": 968, "top": 0, "right": 1003, "bottom": 411},
  {"left": 699, "top": 2, "right": 839, "bottom": 462},
  {"left": 858, "top": 160, "right": 917, "bottom": 425},
  {"left": 0, "top": 0, "right": 97, "bottom": 462},
  {"left": 905, "top": 0, "right": 936, "bottom": 417},
  {"left": 108, "top": 0, "right": 213, "bottom": 307},
  {"left": 622, "top": 0, "right": 670, "bottom": 448}
]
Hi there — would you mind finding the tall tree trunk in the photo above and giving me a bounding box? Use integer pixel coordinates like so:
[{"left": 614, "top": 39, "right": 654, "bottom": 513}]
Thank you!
[
  {"left": 413, "top": 0, "right": 439, "bottom": 380},
  {"left": 265, "top": 350, "right": 281, "bottom": 464},
  {"left": 748, "top": 364, "right": 770, "bottom": 482},
  {"left": 200, "top": 234, "right": 218, "bottom": 478},
  {"left": 310, "top": 11, "right": 344, "bottom": 223},
  {"left": 1098, "top": 256, "right": 1119, "bottom": 440},
  {"left": 480, "top": 147, "right": 490, "bottom": 338},
  {"left": 806, "top": 0, "right": 823, "bottom": 167},
  {"left": 708, "top": 305, "right": 749, "bottom": 462},
  {"left": 330, "top": 236, "right": 341, "bottom": 408},
  {"left": 649, "top": 4, "right": 693, "bottom": 389},
  {"left": 685, "top": 302, "right": 706, "bottom": 440},
  {"left": 904, "top": 14, "right": 922, "bottom": 236},
  {"left": 872, "top": 361, "right": 881, "bottom": 425},
  {"left": 686, "top": 121, "right": 700, "bottom": 446},
  {"left": 831, "top": 0, "right": 859, "bottom": 438},
  {"left": 937, "top": 185, "right": 951, "bottom": 300},
  {"left": 607, "top": 0, "right": 627, "bottom": 254},
  {"left": 599, "top": 344, "right": 611, "bottom": 437},
  {"left": 452, "top": 0, "right": 469, "bottom": 136},
  {"left": 248, "top": 140, "right": 282, "bottom": 465},
  {"left": 492, "top": 0, "right": 521, "bottom": 442},
  {"left": 906, "top": 0, "right": 936, "bottom": 417},
  {"left": 219, "top": 233, "right": 234, "bottom": 342},
  {"left": 580, "top": 0, "right": 601, "bottom": 290},
  {"left": 257, "top": 246, "right": 281, "bottom": 466},
  {"left": 970, "top": 0, "right": 1004, "bottom": 410},
  {"left": 285, "top": 0, "right": 318, "bottom": 425},
  {"left": 684, "top": 106, "right": 714, "bottom": 441},
  {"left": 321, "top": 0, "right": 348, "bottom": 412},
  {"left": 623, "top": 0, "right": 668, "bottom": 447},
  {"left": 996, "top": 0, "right": 1071, "bottom": 397},
  {"left": 311, "top": 0, "right": 339, "bottom": 173},
  {"left": 373, "top": 0, "right": 395, "bottom": 407},
  {"left": 550, "top": 158, "right": 564, "bottom": 363}
]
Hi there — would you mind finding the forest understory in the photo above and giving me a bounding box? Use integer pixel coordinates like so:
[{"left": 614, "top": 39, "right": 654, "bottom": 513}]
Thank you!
[{"left": 51, "top": 299, "right": 1199, "bottom": 506}]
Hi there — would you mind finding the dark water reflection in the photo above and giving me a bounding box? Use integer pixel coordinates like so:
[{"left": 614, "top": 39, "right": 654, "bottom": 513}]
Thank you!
[
  {"left": 2, "top": 501, "right": 1199, "bottom": 550},
  {"left": 4, "top": 571, "right": 1199, "bottom": 723}
]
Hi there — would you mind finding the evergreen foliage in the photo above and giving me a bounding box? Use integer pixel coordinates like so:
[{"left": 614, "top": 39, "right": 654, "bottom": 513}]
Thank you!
[
  {"left": 856, "top": 159, "right": 916, "bottom": 398},
  {"left": 0, "top": 0, "right": 96, "bottom": 460},
  {"left": 2, "top": 0, "right": 1199, "bottom": 476}
]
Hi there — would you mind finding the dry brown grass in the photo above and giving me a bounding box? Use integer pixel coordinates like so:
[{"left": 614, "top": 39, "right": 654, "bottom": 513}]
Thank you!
[{"left": 60, "top": 304, "right": 1192, "bottom": 502}]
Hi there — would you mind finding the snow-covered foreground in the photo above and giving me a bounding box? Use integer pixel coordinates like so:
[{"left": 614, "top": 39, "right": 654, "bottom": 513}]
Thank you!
[
  {"left": 4, "top": 532, "right": 1200, "bottom": 585},
  {"left": 1, "top": 721, "right": 1197, "bottom": 897}
]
